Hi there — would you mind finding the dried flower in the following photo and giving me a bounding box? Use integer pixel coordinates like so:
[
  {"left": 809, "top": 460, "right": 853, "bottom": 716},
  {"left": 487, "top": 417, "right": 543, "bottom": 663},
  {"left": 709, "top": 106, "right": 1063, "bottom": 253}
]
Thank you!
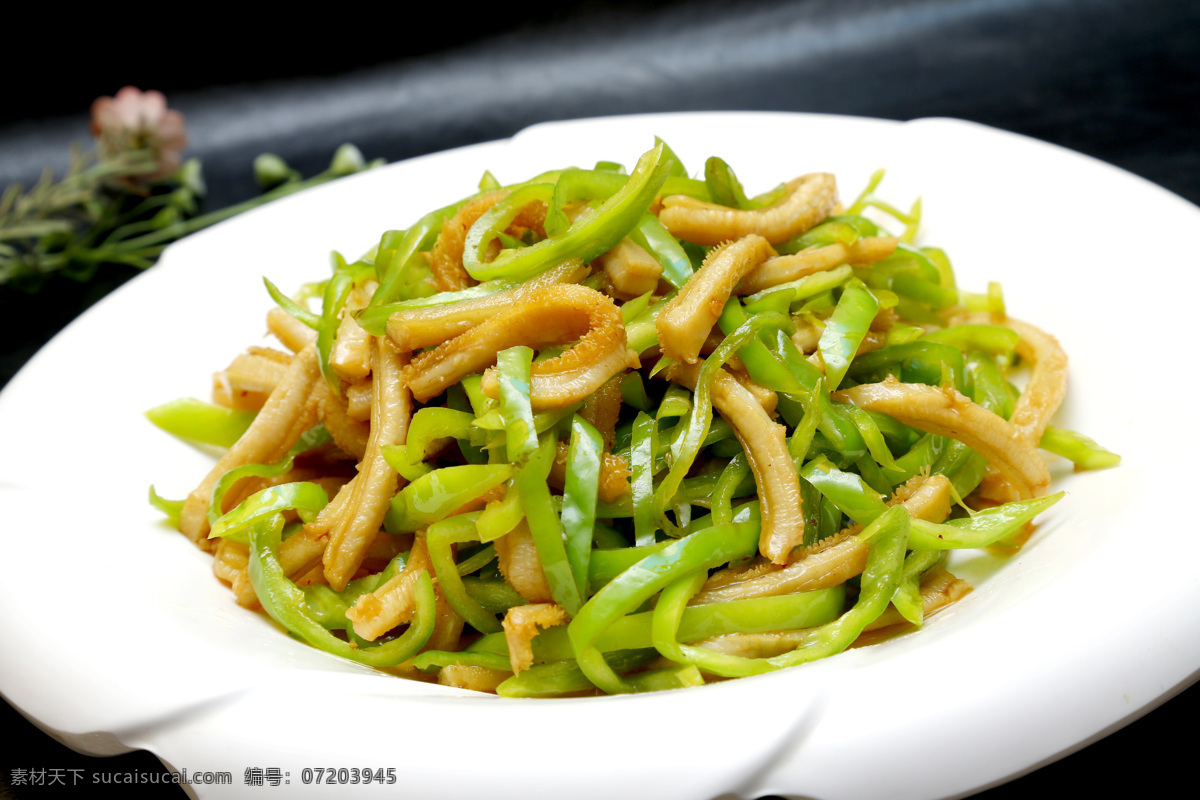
[
  {"left": 90, "top": 87, "right": 188, "bottom": 189},
  {"left": 2, "top": 86, "right": 377, "bottom": 293}
]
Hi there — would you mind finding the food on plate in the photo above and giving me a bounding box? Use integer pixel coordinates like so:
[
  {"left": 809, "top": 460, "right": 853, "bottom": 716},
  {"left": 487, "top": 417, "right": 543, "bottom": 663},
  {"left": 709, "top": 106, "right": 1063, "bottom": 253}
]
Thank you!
[{"left": 148, "top": 141, "right": 1119, "bottom": 697}]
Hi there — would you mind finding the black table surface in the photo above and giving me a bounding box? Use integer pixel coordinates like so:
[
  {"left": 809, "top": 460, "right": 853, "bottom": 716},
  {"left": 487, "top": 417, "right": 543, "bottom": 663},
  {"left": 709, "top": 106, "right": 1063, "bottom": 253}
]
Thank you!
[{"left": 2, "top": 1, "right": 1198, "bottom": 797}]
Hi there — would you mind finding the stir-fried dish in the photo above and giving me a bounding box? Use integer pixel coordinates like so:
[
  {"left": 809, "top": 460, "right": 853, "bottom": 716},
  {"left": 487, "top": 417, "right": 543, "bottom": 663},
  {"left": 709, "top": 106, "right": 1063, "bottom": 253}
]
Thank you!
[{"left": 148, "top": 142, "right": 1119, "bottom": 697}]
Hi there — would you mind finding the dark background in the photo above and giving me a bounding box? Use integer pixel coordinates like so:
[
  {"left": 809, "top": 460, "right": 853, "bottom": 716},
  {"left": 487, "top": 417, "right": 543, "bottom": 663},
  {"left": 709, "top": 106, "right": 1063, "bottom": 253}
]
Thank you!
[{"left": 2, "top": 1, "right": 1197, "bottom": 797}]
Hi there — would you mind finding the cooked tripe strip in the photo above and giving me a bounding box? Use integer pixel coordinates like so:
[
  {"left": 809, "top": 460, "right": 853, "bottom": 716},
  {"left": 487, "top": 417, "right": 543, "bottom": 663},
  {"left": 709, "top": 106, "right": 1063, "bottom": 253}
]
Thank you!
[
  {"left": 313, "top": 380, "right": 370, "bottom": 460},
  {"left": 549, "top": 442, "right": 631, "bottom": 503},
  {"left": 346, "top": 536, "right": 432, "bottom": 641},
  {"left": 692, "top": 474, "right": 952, "bottom": 604},
  {"left": 736, "top": 236, "right": 900, "bottom": 295},
  {"left": 318, "top": 336, "right": 413, "bottom": 590},
  {"left": 854, "top": 565, "right": 973, "bottom": 646},
  {"left": 947, "top": 312, "right": 1068, "bottom": 447},
  {"left": 503, "top": 603, "right": 570, "bottom": 674},
  {"left": 438, "top": 664, "right": 511, "bottom": 693},
  {"left": 581, "top": 375, "right": 624, "bottom": 450},
  {"left": 836, "top": 376, "right": 1051, "bottom": 499},
  {"left": 267, "top": 306, "right": 317, "bottom": 353},
  {"left": 329, "top": 313, "right": 372, "bottom": 382},
  {"left": 179, "top": 344, "right": 321, "bottom": 549},
  {"left": 494, "top": 520, "right": 553, "bottom": 603},
  {"left": 385, "top": 260, "right": 588, "bottom": 351},
  {"left": 694, "top": 565, "right": 971, "bottom": 659},
  {"left": 430, "top": 189, "right": 548, "bottom": 292},
  {"left": 404, "top": 283, "right": 636, "bottom": 409},
  {"left": 659, "top": 173, "right": 837, "bottom": 246},
  {"left": 595, "top": 237, "right": 662, "bottom": 297},
  {"left": 669, "top": 362, "right": 802, "bottom": 564},
  {"left": 656, "top": 235, "right": 777, "bottom": 364},
  {"left": 212, "top": 538, "right": 254, "bottom": 603},
  {"left": 211, "top": 347, "right": 292, "bottom": 410},
  {"left": 431, "top": 189, "right": 509, "bottom": 292},
  {"left": 428, "top": 585, "right": 466, "bottom": 654}
]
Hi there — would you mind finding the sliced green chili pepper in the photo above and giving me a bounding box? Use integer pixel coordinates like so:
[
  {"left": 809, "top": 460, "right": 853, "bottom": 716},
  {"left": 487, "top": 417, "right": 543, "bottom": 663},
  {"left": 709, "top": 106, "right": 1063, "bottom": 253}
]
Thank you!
[
  {"left": 908, "top": 492, "right": 1064, "bottom": 550},
  {"left": 561, "top": 416, "right": 603, "bottom": 600},
  {"left": 386, "top": 464, "right": 513, "bottom": 533},
  {"left": 463, "top": 143, "right": 670, "bottom": 283},
  {"left": 496, "top": 345, "right": 538, "bottom": 462},
  {"left": 145, "top": 398, "right": 256, "bottom": 448},
  {"left": 210, "top": 481, "right": 329, "bottom": 544},
  {"left": 426, "top": 512, "right": 503, "bottom": 634},
  {"left": 1039, "top": 426, "right": 1121, "bottom": 470},
  {"left": 517, "top": 433, "right": 584, "bottom": 614},
  {"left": 818, "top": 281, "right": 880, "bottom": 391},
  {"left": 495, "top": 650, "right": 657, "bottom": 698},
  {"left": 248, "top": 515, "right": 435, "bottom": 667},
  {"left": 567, "top": 521, "right": 760, "bottom": 694}
]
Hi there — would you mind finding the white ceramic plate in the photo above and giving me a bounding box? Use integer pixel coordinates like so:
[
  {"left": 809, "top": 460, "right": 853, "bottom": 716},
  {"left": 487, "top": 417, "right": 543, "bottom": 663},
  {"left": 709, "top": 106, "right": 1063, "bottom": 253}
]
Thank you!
[{"left": 1, "top": 112, "right": 1197, "bottom": 799}]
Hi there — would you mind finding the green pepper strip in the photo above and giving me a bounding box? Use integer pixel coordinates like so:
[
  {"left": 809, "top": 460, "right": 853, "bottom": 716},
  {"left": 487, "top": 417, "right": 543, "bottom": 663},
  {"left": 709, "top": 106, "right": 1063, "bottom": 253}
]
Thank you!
[
  {"left": 630, "top": 411, "right": 659, "bottom": 546},
  {"left": 801, "top": 456, "right": 888, "bottom": 524},
  {"left": 818, "top": 281, "right": 880, "bottom": 391},
  {"left": 207, "top": 425, "right": 333, "bottom": 527},
  {"left": 1039, "top": 426, "right": 1121, "bottom": 470},
  {"left": 624, "top": 290, "right": 678, "bottom": 356},
  {"left": 562, "top": 416, "right": 603, "bottom": 600},
  {"left": 368, "top": 196, "right": 474, "bottom": 307},
  {"left": 463, "top": 143, "right": 670, "bottom": 283},
  {"left": 567, "top": 521, "right": 760, "bottom": 694},
  {"left": 466, "top": 181, "right": 555, "bottom": 256},
  {"left": 619, "top": 371, "right": 653, "bottom": 411},
  {"left": 587, "top": 541, "right": 672, "bottom": 592},
  {"left": 704, "top": 156, "right": 753, "bottom": 209},
  {"left": 923, "top": 324, "right": 1020, "bottom": 357},
  {"left": 385, "top": 464, "right": 513, "bottom": 533},
  {"left": 923, "top": 246, "right": 956, "bottom": 288},
  {"left": 846, "top": 405, "right": 901, "bottom": 476},
  {"left": 628, "top": 213, "right": 694, "bottom": 288},
  {"left": 209, "top": 482, "right": 330, "bottom": 544},
  {"left": 475, "top": 484, "right": 523, "bottom": 543},
  {"left": 248, "top": 516, "right": 436, "bottom": 667},
  {"left": 743, "top": 263, "right": 854, "bottom": 312},
  {"left": 517, "top": 433, "right": 585, "bottom": 614},
  {"left": 654, "top": 311, "right": 791, "bottom": 533},
  {"left": 908, "top": 492, "right": 1064, "bottom": 550},
  {"left": 891, "top": 549, "right": 945, "bottom": 627},
  {"left": 263, "top": 277, "right": 320, "bottom": 329},
  {"left": 495, "top": 345, "right": 538, "bottom": 462},
  {"left": 717, "top": 298, "right": 806, "bottom": 396},
  {"left": 495, "top": 650, "right": 657, "bottom": 698},
  {"left": 847, "top": 341, "right": 967, "bottom": 392},
  {"left": 544, "top": 169, "right": 621, "bottom": 235},
  {"left": 963, "top": 351, "right": 1019, "bottom": 420},
  {"left": 148, "top": 487, "right": 184, "bottom": 524},
  {"left": 653, "top": 571, "right": 769, "bottom": 677},
  {"left": 610, "top": 508, "right": 907, "bottom": 678},
  {"left": 381, "top": 407, "right": 476, "bottom": 480},
  {"left": 411, "top": 650, "right": 514, "bottom": 674},
  {"left": 711, "top": 453, "right": 752, "bottom": 527},
  {"left": 888, "top": 433, "right": 949, "bottom": 484},
  {"left": 764, "top": 330, "right": 867, "bottom": 458},
  {"left": 145, "top": 397, "right": 256, "bottom": 448},
  {"left": 462, "top": 577, "right": 528, "bottom": 614},
  {"left": 720, "top": 506, "right": 911, "bottom": 673},
  {"left": 302, "top": 551, "right": 407, "bottom": 640},
  {"left": 425, "top": 512, "right": 503, "bottom": 634},
  {"left": 660, "top": 176, "right": 711, "bottom": 201}
]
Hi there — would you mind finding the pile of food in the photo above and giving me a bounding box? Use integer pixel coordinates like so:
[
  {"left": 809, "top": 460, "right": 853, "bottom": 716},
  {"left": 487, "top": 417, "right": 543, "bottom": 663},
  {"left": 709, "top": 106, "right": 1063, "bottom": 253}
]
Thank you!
[{"left": 149, "top": 141, "right": 1117, "bottom": 697}]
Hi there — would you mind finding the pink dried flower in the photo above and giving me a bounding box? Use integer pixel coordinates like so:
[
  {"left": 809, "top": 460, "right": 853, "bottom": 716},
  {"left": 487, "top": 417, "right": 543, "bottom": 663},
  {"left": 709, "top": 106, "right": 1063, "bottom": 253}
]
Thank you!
[{"left": 90, "top": 86, "right": 188, "bottom": 188}]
